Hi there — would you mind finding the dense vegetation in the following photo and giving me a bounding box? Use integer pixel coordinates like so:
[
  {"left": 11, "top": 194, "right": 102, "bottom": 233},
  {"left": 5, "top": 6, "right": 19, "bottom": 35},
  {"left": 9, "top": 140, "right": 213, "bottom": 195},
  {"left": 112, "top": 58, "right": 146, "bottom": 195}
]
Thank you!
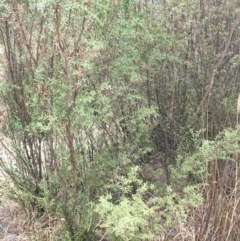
[{"left": 0, "top": 0, "right": 240, "bottom": 240}]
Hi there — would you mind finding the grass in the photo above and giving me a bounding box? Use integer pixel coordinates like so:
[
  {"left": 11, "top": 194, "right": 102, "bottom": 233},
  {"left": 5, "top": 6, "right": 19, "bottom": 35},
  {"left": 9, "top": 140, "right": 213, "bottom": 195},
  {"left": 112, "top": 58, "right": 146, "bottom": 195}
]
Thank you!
[
  {"left": 2, "top": 159, "right": 240, "bottom": 241},
  {"left": 0, "top": 179, "right": 65, "bottom": 241}
]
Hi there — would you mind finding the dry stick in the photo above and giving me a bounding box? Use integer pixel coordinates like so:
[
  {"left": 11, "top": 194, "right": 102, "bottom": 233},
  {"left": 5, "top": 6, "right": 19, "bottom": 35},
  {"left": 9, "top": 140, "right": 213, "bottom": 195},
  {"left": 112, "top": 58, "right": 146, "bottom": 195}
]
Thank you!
[
  {"left": 237, "top": 93, "right": 240, "bottom": 126},
  {"left": 225, "top": 185, "right": 240, "bottom": 240},
  {"left": 170, "top": 44, "right": 177, "bottom": 120},
  {"left": 186, "top": 16, "right": 240, "bottom": 129},
  {"left": 225, "top": 94, "right": 240, "bottom": 239},
  {"left": 224, "top": 94, "right": 240, "bottom": 239},
  {"left": 170, "top": 30, "right": 178, "bottom": 120}
]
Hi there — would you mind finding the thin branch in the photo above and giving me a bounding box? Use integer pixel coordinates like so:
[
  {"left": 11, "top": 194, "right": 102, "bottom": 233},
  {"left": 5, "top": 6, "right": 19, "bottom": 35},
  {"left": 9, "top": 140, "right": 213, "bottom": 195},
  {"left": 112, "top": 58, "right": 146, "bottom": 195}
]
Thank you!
[{"left": 188, "top": 15, "right": 240, "bottom": 125}]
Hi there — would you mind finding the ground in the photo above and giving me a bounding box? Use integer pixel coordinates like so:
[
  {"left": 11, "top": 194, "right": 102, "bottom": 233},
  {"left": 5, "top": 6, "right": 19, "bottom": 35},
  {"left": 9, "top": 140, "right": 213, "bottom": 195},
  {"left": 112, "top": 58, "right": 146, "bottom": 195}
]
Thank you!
[{"left": 0, "top": 199, "right": 28, "bottom": 241}]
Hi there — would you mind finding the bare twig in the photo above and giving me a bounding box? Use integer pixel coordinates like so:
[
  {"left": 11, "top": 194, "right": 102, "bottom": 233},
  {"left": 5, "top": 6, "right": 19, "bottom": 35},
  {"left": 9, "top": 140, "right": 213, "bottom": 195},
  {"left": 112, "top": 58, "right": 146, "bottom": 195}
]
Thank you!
[{"left": 189, "top": 15, "right": 240, "bottom": 124}]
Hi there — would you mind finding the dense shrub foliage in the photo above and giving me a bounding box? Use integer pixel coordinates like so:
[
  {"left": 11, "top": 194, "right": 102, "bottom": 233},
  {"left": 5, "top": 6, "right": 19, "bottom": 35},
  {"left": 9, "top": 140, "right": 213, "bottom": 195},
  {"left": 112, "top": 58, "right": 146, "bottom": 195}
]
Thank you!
[{"left": 0, "top": 0, "right": 240, "bottom": 240}]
